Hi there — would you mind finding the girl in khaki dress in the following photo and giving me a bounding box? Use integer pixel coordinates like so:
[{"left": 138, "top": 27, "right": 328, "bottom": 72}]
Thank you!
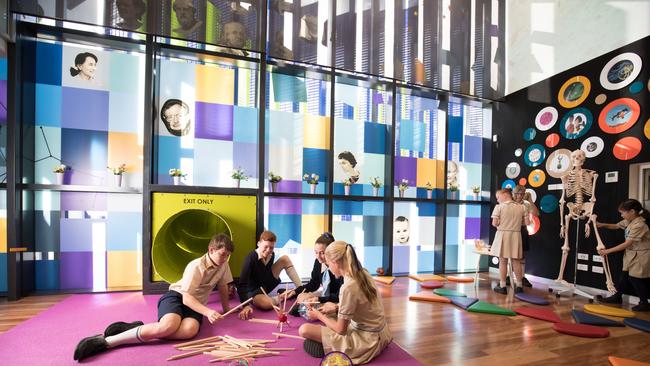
[
  {"left": 490, "top": 189, "right": 529, "bottom": 294},
  {"left": 597, "top": 199, "right": 650, "bottom": 312},
  {"left": 299, "top": 241, "right": 392, "bottom": 364}
]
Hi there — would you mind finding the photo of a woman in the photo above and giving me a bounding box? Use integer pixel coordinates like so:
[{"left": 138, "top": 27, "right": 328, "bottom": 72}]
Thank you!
[
  {"left": 69, "top": 52, "right": 98, "bottom": 81},
  {"left": 338, "top": 151, "right": 360, "bottom": 184}
]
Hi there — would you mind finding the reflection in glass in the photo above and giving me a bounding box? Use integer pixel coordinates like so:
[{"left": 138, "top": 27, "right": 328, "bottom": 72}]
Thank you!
[
  {"left": 445, "top": 203, "right": 490, "bottom": 272},
  {"left": 392, "top": 202, "right": 442, "bottom": 275}
]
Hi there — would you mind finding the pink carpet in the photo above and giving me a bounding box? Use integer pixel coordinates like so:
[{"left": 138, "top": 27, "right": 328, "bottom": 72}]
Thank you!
[{"left": 0, "top": 292, "right": 421, "bottom": 365}]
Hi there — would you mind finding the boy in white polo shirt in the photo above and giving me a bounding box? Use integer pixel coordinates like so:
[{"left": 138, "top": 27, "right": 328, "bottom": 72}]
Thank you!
[{"left": 73, "top": 233, "right": 234, "bottom": 362}]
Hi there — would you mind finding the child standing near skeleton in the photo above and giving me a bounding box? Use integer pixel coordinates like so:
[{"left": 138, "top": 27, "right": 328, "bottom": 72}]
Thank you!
[
  {"left": 510, "top": 185, "right": 540, "bottom": 287},
  {"left": 490, "top": 188, "right": 530, "bottom": 294},
  {"left": 596, "top": 199, "right": 650, "bottom": 311}
]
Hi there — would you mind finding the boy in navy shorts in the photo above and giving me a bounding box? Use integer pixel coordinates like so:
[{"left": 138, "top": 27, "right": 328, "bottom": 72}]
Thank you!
[{"left": 73, "top": 233, "right": 235, "bottom": 361}]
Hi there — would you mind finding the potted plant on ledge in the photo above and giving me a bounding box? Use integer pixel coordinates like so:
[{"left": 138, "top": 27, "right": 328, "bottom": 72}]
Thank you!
[
  {"left": 397, "top": 179, "right": 409, "bottom": 198},
  {"left": 108, "top": 164, "right": 127, "bottom": 187},
  {"left": 472, "top": 186, "right": 481, "bottom": 200},
  {"left": 53, "top": 164, "right": 67, "bottom": 185},
  {"left": 231, "top": 167, "right": 248, "bottom": 188},
  {"left": 449, "top": 183, "right": 459, "bottom": 199},
  {"left": 370, "top": 177, "right": 382, "bottom": 197},
  {"left": 268, "top": 172, "right": 282, "bottom": 192},
  {"left": 169, "top": 168, "right": 185, "bottom": 185},
  {"left": 342, "top": 177, "right": 353, "bottom": 196},
  {"left": 425, "top": 182, "right": 434, "bottom": 199},
  {"left": 303, "top": 173, "right": 319, "bottom": 194}
]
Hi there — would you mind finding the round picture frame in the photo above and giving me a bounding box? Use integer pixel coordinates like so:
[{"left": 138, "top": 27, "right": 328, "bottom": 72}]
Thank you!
[
  {"left": 559, "top": 107, "right": 593, "bottom": 140},
  {"left": 598, "top": 97, "right": 640, "bottom": 134},
  {"left": 599, "top": 52, "right": 642, "bottom": 90},
  {"left": 558, "top": 76, "right": 591, "bottom": 108},
  {"left": 506, "top": 162, "right": 521, "bottom": 179},
  {"left": 545, "top": 148, "right": 573, "bottom": 178},
  {"left": 524, "top": 144, "right": 546, "bottom": 167},
  {"left": 580, "top": 136, "right": 604, "bottom": 158},
  {"left": 535, "top": 106, "right": 559, "bottom": 131},
  {"left": 613, "top": 137, "right": 642, "bottom": 161},
  {"left": 528, "top": 169, "right": 546, "bottom": 188}
]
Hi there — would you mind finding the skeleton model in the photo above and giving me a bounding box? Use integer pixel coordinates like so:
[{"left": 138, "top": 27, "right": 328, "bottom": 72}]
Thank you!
[{"left": 556, "top": 150, "right": 615, "bottom": 293}]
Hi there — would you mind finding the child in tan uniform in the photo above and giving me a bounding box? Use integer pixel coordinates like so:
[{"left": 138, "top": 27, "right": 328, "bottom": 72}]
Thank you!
[
  {"left": 299, "top": 241, "right": 392, "bottom": 364},
  {"left": 597, "top": 199, "right": 650, "bottom": 311},
  {"left": 490, "top": 188, "right": 529, "bottom": 294},
  {"left": 73, "top": 234, "right": 236, "bottom": 361}
]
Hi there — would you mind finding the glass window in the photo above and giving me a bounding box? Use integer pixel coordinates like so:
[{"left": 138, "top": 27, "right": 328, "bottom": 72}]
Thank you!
[
  {"left": 334, "top": 0, "right": 392, "bottom": 77},
  {"left": 333, "top": 75, "right": 392, "bottom": 196},
  {"left": 445, "top": 203, "right": 490, "bottom": 272},
  {"left": 268, "top": 0, "right": 331, "bottom": 65},
  {"left": 392, "top": 201, "right": 443, "bottom": 275},
  {"left": 446, "top": 98, "right": 491, "bottom": 200},
  {"left": 265, "top": 66, "right": 330, "bottom": 194},
  {"left": 0, "top": 47, "right": 5, "bottom": 292},
  {"left": 332, "top": 199, "right": 386, "bottom": 274},
  {"left": 394, "top": 88, "right": 445, "bottom": 198},
  {"left": 264, "top": 197, "right": 329, "bottom": 281},
  {"left": 155, "top": 49, "right": 259, "bottom": 187}
]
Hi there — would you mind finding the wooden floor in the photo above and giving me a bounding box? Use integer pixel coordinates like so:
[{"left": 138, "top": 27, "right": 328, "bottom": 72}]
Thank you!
[{"left": 1, "top": 274, "right": 650, "bottom": 365}]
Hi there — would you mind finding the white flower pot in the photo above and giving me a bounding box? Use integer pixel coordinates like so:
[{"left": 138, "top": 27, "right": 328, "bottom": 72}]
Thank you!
[
  {"left": 451, "top": 191, "right": 458, "bottom": 199},
  {"left": 473, "top": 193, "right": 479, "bottom": 200},
  {"left": 344, "top": 185, "right": 350, "bottom": 196},
  {"left": 271, "top": 182, "right": 278, "bottom": 192},
  {"left": 426, "top": 190, "right": 432, "bottom": 199},
  {"left": 372, "top": 187, "right": 379, "bottom": 197},
  {"left": 55, "top": 172, "right": 64, "bottom": 185},
  {"left": 172, "top": 176, "right": 181, "bottom": 185},
  {"left": 309, "top": 184, "right": 317, "bottom": 194},
  {"left": 113, "top": 174, "right": 123, "bottom": 187},
  {"left": 398, "top": 190, "right": 405, "bottom": 198},
  {"left": 234, "top": 179, "right": 241, "bottom": 188}
]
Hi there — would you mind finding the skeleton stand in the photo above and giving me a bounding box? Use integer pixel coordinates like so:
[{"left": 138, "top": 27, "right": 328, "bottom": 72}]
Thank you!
[{"left": 549, "top": 219, "right": 595, "bottom": 301}]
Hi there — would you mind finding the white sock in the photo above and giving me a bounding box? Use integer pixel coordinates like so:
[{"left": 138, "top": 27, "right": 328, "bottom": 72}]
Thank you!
[
  {"left": 105, "top": 326, "right": 145, "bottom": 348},
  {"left": 499, "top": 280, "right": 506, "bottom": 288},
  {"left": 285, "top": 265, "right": 302, "bottom": 287}
]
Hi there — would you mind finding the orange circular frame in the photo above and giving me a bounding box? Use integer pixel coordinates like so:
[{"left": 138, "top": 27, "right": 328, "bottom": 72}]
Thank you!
[
  {"left": 644, "top": 118, "right": 650, "bottom": 140},
  {"left": 613, "top": 137, "right": 642, "bottom": 160},
  {"left": 558, "top": 76, "right": 591, "bottom": 108},
  {"left": 598, "top": 98, "right": 640, "bottom": 134},
  {"left": 545, "top": 133, "right": 560, "bottom": 148},
  {"left": 528, "top": 169, "right": 546, "bottom": 188}
]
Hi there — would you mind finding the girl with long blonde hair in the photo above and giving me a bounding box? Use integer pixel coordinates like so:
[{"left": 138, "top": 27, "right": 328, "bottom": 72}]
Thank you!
[{"left": 298, "top": 241, "right": 392, "bottom": 364}]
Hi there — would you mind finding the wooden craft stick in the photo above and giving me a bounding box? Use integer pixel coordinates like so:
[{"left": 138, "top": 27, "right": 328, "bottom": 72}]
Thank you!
[
  {"left": 174, "top": 335, "right": 222, "bottom": 349},
  {"left": 167, "top": 346, "right": 218, "bottom": 361},
  {"left": 221, "top": 297, "right": 253, "bottom": 317},
  {"left": 272, "top": 332, "right": 305, "bottom": 340},
  {"left": 260, "top": 286, "right": 282, "bottom": 315},
  {"left": 282, "top": 283, "right": 289, "bottom": 312},
  {"left": 248, "top": 318, "right": 279, "bottom": 324},
  {"left": 285, "top": 289, "right": 306, "bottom": 314}
]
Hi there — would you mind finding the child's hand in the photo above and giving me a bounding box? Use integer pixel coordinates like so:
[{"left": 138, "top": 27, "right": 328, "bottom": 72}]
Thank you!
[
  {"left": 598, "top": 248, "right": 608, "bottom": 256},
  {"left": 278, "top": 290, "right": 295, "bottom": 301},
  {"left": 306, "top": 306, "right": 321, "bottom": 321},
  {"left": 596, "top": 222, "right": 604, "bottom": 228},
  {"left": 239, "top": 305, "right": 253, "bottom": 320},
  {"left": 206, "top": 310, "right": 223, "bottom": 324},
  {"left": 318, "top": 302, "right": 338, "bottom": 315}
]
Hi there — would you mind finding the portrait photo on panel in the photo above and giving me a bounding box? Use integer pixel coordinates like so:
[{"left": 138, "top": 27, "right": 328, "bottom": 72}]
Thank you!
[
  {"left": 393, "top": 216, "right": 410, "bottom": 245},
  {"left": 160, "top": 99, "right": 192, "bottom": 137},
  {"left": 62, "top": 47, "right": 109, "bottom": 90},
  {"left": 114, "top": 0, "right": 147, "bottom": 31},
  {"left": 173, "top": 0, "right": 204, "bottom": 38},
  {"left": 337, "top": 151, "right": 360, "bottom": 184}
]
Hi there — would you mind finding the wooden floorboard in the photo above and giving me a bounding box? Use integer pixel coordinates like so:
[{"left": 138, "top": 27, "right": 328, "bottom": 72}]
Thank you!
[{"left": 1, "top": 274, "right": 649, "bottom": 365}]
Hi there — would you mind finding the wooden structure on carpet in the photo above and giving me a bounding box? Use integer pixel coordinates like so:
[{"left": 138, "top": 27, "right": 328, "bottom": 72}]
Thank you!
[
  {"left": 408, "top": 274, "right": 446, "bottom": 282},
  {"left": 374, "top": 276, "right": 396, "bottom": 285},
  {"left": 168, "top": 335, "right": 294, "bottom": 362}
]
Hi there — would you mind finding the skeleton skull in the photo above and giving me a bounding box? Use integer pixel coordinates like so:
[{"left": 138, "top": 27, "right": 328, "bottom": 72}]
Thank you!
[{"left": 570, "top": 149, "right": 585, "bottom": 168}]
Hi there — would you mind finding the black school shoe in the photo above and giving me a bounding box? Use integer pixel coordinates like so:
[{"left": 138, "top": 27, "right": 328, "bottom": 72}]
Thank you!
[
  {"left": 303, "top": 339, "right": 325, "bottom": 358},
  {"left": 103, "top": 321, "right": 144, "bottom": 337},
  {"left": 514, "top": 286, "right": 524, "bottom": 294},
  {"left": 73, "top": 334, "right": 108, "bottom": 361},
  {"left": 493, "top": 285, "right": 507, "bottom": 295},
  {"left": 522, "top": 277, "right": 533, "bottom": 288},
  {"left": 632, "top": 302, "right": 650, "bottom": 312},
  {"left": 596, "top": 293, "right": 623, "bottom": 304}
]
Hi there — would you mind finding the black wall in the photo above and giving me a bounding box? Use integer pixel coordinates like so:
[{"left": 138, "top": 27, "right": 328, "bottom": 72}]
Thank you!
[{"left": 492, "top": 36, "right": 649, "bottom": 290}]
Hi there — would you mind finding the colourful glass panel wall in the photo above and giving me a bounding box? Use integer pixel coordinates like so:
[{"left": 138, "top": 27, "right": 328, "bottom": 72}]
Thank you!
[
  {"left": 332, "top": 76, "right": 392, "bottom": 196},
  {"left": 34, "top": 191, "right": 143, "bottom": 292},
  {"left": 394, "top": 90, "right": 446, "bottom": 198},
  {"left": 445, "top": 203, "right": 490, "bottom": 272},
  {"left": 264, "top": 197, "right": 329, "bottom": 281},
  {"left": 33, "top": 40, "right": 144, "bottom": 187},
  {"left": 265, "top": 69, "right": 331, "bottom": 194},
  {"left": 446, "top": 99, "right": 492, "bottom": 200},
  {"left": 392, "top": 201, "right": 443, "bottom": 275},
  {"left": 156, "top": 53, "right": 259, "bottom": 187},
  {"left": 332, "top": 200, "right": 385, "bottom": 274}
]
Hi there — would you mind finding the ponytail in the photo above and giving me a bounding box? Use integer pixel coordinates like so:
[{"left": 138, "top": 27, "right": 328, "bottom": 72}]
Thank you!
[
  {"left": 326, "top": 241, "right": 378, "bottom": 304},
  {"left": 69, "top": 67, "right": 80, "bottom": 77}
]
